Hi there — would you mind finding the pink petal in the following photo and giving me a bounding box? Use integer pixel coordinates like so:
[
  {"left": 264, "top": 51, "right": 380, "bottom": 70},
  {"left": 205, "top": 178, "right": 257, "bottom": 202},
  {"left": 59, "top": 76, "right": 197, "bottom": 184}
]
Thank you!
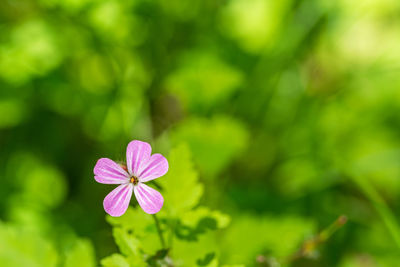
[
  {"left": 138, "top": 154, "right": 169, "bottom": 182},
  {"left": 134, "top": 183, "right": 164, "bottom": 214},
  {"left": 94, "top": 158, "right": 130, "bottom": 184},
  {"left": 126, "top": 140, "right": 151, "bottom": 176},
  {"left": 103, "top": 184, "right": 133, "bottom": 217}
]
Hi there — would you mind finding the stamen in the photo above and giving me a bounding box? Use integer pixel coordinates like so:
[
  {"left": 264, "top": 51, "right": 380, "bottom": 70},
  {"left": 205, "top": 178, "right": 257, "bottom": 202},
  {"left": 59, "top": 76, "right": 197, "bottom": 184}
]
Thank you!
[{"left": 130, "top": 176, "right": 138, "bottom": 185}]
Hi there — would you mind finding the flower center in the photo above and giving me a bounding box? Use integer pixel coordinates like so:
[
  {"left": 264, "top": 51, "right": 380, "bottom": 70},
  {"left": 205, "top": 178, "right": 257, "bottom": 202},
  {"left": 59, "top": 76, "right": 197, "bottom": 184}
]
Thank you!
[{"left": 130, "top": 176, "right": 138, "bottom": 185}]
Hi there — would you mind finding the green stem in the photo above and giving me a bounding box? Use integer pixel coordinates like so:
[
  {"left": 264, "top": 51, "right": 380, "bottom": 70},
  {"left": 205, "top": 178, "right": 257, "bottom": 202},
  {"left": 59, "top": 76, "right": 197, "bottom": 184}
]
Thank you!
[
  {"left": 152, "top": 214, "right": 166, "bottom": 249},
  {"left": 283, "top": 215, "right": 347, "bottom": 264}
]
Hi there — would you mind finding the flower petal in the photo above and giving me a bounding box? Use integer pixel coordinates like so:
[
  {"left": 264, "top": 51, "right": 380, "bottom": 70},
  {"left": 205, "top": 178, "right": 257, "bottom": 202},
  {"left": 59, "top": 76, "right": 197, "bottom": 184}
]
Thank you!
[
  {"left": 126, "top": 140, "right": 151, "bottom": 176},
  {"left": 103, "top": 184, "right": 133, "bottom": 217},
  {"left": 138, "top": 154, "right": 169, "bottom": 182},
  {"left": 133, "top": 183, "right": 164, "bottom": 214},
  {"left": 94, "top": 158, "right": 130, "bottom": 184}
]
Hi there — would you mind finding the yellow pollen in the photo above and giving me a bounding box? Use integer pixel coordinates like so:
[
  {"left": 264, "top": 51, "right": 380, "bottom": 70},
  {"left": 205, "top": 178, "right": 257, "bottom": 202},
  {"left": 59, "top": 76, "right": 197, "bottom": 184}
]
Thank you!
[{"left": 130, "top": 176, "right": 138, "bottom": 184}]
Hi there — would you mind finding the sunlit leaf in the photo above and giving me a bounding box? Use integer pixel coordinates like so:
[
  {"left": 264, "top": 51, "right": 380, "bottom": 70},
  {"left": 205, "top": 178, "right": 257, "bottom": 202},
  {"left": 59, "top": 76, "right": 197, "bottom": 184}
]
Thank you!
[
  {"left": 166, "top": 52, "right": 243, "bottom": 112},
  {"left": 0, "top": 222, "right": 59, "bottom": 267},
  {"left": 158, "top": 144, "right": 204, "bottom": 215},
  {"left": 220, "top": 214, "right": 315, "bottom": 265},
  {"left": 64, "top": 239, "right": 96, "bottom": 267},
  {"left": 181, "top": 207, "right": 230, "bottom": 230},
  {"left": 0, "top": 19, "right": 62, "bottom": 84},
  {"left": 101, "top": 254, "right": 130, "bottom": 267},
  {"left": 107, "top": 208, "right": 161, "bottom": 256},
  {"left": 170, "top": 116, "right": 248, "bottom": 177},
  {"left": 197, "top": 252, "right": 216, "bottom": 266},
  {"left": 112, "top": 227, "right": 141, "bottom": 258},
  {"left": 220, "top": 0, "right": 291, "bottom": 53}
]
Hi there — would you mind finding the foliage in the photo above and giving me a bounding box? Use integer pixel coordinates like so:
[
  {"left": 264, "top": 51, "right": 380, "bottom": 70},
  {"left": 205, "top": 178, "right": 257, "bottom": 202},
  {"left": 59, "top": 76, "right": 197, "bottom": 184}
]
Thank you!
[
  {"left": 1, "top": 0, "right": 400, "bottom": 266},
  {"left": 104, "top": 145, "right": 230, "bottom": 266}
]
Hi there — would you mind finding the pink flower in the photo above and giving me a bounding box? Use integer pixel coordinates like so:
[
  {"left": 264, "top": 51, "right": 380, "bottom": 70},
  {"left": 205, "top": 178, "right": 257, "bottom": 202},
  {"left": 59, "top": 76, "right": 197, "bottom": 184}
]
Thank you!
[{"left": 94, "top": 140, "right": 168, "bottom": 217}]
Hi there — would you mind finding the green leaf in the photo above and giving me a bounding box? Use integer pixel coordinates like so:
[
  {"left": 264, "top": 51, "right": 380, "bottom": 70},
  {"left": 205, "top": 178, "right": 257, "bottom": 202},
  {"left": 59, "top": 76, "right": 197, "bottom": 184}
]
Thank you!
[
  {"left": 165, "top": 51, "right": 243, "bottom": 112},
  {"left": 8, "top": 153, "right": 67, "bottom": 210},
  {"left": 172, "top": 234, "right": 220, "bottom": 267},
  {"left": 111, "top": 227, "right": 149, "bottom": 265},
  {"left": 146, "top": 248, "right": 170, "bottom": 266},
  {"left": 107, "top": 208, "right": 162, "bottom": 256},
  {"left": 106, "top": 207, "right": 154, "bottom": 233},
  {"left": 181, "top": 207, "right": 231, "bottom": 229},
  {"left": 112, "top": 227, "right": 141, "bottom": 258},
  {"left": 220, "top": 0, "right": 292, "bottom": 52},
  {"left": 196, "top": 252, "right": 215, "bottom": 266},
  {"left": 0, "top": 19, "right": 62, "bottom": 84},
  {"left": 100, "top": 254, "right": 130, "bottom": 267},
  {"left": 275, "top": 157, "right": 332, "bottom": 197},
  {"left": 158, "top": 144, "right": 204, "bottom": 216},
  {"left": 0, "top": 222, "right": 59, "bottom": 267},
  {"left": 64, "top": 239, "right": 96, "bottom": 267},
  {"left": 220, "top": 214, "right": 315, "bottom": 264},
  {"left": 170, "top": 116, "right": 248, "bottom": 177},
  {"left": 175, "top": 207, "right": 231, "bottom": 242}
]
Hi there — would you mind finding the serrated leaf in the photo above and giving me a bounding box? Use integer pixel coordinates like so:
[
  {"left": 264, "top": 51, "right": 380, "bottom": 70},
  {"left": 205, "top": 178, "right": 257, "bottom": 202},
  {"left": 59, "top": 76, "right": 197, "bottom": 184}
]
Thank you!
[
  {"left": 112, "top": 227, "right": 141, "bottom": 258},
  {"left": 106, "top": 207, "right": 154, "bottom": 233},
  {"left": 158, "top": 144, "right": 203, "bottom": 216},
  {"left": 107, "top": 208, "right": 161, "bottom": 255},
  {"left": 172, "top": 234, "right": 220, "bottom": 267}
]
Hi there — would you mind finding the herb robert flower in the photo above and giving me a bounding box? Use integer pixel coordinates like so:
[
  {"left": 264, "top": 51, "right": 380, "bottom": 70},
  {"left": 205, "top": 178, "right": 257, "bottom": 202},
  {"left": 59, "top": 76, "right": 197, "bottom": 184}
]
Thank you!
[{"left": 94, "top": 140, "right": 168, "bottom": 216}]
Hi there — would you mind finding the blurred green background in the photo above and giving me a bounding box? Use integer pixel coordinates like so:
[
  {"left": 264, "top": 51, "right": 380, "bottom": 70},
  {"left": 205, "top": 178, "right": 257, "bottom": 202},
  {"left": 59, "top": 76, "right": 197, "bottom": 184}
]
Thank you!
[{"left": 1, "top": 0, "right": 400, "bottom": 266}]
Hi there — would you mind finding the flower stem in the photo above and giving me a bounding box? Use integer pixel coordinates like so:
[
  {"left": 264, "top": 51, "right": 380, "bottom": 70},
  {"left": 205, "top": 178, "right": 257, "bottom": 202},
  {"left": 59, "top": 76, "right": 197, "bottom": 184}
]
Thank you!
[
  {"left": 152, "top": 214, "right": 166, "bottom": 248},
  {"left": 281, "top": 215, "right": 348, "bottom": 264}
]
